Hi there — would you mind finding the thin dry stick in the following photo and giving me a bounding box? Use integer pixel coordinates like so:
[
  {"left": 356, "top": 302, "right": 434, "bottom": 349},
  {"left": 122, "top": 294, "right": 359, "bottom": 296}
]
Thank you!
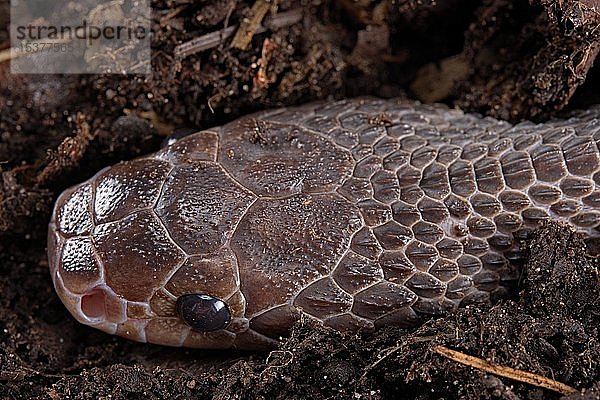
[
  {"left": 175, "top": 25, "right": 237, "bottom": 59},
  {"left": 433, "top": 345, "right": 578, "bottom": 396},
  {"left": 230, "top": 0, "right": 272, "bottom": 50},
  {"left": 174, "top": 8, "right": 302, "bottom": 59}
]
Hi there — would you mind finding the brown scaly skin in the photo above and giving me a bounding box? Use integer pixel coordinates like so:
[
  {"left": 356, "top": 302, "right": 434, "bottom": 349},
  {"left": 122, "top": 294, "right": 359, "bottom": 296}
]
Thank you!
[{"left": 47, "top": 98, "right": 600, "bottom": 350}]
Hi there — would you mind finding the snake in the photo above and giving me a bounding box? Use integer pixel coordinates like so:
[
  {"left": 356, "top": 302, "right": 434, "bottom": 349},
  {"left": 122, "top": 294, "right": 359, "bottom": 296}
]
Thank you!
[{"left": 47, "top": 97, "right": 600, "bottom": 350}]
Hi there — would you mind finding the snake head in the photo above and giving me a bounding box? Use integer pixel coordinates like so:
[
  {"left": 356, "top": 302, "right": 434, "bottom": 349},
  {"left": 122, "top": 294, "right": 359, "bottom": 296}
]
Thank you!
[{"left": 47, "top": 145, "right": 276, "bottom": 350}]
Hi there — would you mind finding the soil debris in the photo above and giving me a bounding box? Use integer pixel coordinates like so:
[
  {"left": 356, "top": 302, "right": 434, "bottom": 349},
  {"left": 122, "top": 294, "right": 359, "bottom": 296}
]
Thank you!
[{"left": 2, "top": 1, "right": 600, "bottom": 398}]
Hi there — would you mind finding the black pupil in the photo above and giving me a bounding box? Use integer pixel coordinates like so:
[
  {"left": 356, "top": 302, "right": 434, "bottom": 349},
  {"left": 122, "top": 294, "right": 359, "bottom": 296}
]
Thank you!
[{"left": 176, "top": 294, "right": 231, "bottom": 332}]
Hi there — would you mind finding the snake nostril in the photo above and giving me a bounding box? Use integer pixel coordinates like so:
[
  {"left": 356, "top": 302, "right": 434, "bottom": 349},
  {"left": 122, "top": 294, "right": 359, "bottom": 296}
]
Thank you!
[{"left": 81, "top": 288, "right": 107, "bottom": 320}]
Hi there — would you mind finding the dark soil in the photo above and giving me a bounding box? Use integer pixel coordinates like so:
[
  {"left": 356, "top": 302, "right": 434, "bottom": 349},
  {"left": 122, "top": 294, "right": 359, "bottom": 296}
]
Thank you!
[{"left": 1, "top": 1, "right": 599, "bottom": 399}]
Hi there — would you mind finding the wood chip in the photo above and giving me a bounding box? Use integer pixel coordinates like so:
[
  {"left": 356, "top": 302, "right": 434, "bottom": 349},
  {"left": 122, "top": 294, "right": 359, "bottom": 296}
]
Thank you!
[
  {"left": 230, "top": 0, "right": 272, "bottom": 50},
  {"left": 174, "top": 8, "right": 302, "bottom": 59}
]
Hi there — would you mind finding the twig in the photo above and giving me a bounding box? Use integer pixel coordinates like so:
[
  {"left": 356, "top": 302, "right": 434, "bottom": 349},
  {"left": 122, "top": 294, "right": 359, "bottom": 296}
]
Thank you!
[
  {"left": 433, "top": 345, "right": 578, "bottom": 396},
  {"left": 174, "top": 8, "right": 302, "bottom": 59},
  {"left": 160, "top": 4, "right": 187, "bottom": 25},
  {"left": 230, "top": 0, "right": 272, "bottom": 50},
  {"left": 36, "top": 112, "right": 94, "bottom": 185},
  {"left": 223, "top": 0, "right": 236, "bottom": 30},
  {"left": 174, "top": 26, "right": 237, "bottom": 59},
  {"left": 360, "top": 344, "right": 402, "bottom": 381}
]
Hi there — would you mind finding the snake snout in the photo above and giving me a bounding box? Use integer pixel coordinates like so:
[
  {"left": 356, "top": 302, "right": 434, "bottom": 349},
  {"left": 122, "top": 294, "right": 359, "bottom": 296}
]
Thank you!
[
  {"left": 76, "top": 286, "right": 127, "bottom": 333},
  {"left": 48, "top": 180, "right": 127, "bottom": 335},
  {"left": 53, "top": 275, "right": 127, "bottom": 335},
  {"left": 47, "top": 182, "right": 100, "bottom": 296}
]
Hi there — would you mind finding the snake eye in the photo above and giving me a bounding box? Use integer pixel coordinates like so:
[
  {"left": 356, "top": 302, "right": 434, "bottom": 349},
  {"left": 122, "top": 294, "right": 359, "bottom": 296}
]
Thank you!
[{"left": 175, "top": 294, "right": 231, "bottom": 332}]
